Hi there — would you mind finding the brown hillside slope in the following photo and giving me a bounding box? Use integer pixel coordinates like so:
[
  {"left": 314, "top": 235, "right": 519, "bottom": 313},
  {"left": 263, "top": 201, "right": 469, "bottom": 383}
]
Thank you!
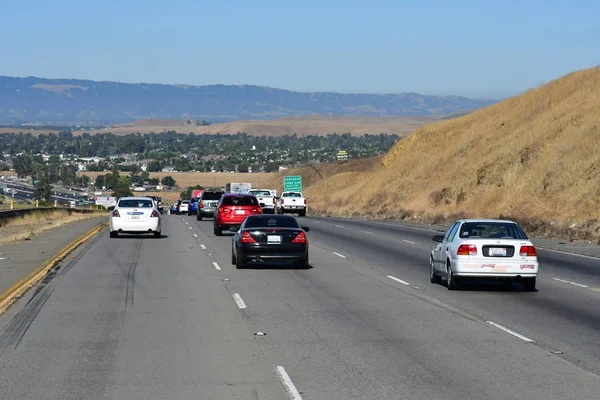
[{"left": 300, "top": 67, "right": 600, "bottom": 240}]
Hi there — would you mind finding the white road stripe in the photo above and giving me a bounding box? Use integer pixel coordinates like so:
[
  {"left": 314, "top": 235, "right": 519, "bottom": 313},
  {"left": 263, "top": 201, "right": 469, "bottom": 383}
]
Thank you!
[
  {"left": 275, "top": 366, "right": 303, "bottom": 400},
  {"left": 232, "top": 293, "right": 247, "bottom": 309},
  {"left": 332, "top": 252, "right": 347, "bottom": 258},
  {"left": 537, "top": 246, "right": 600, "bottom": 261},
  {"left": 486, "top": 321, "right": 534, "bottom": 342},
  {"left": 361, "top": 230, "right": 374, "bottom": 235},
  {"left": 194, "top": 233, "right": 198, "bottom": 238},
  {"left": 335, "top": 225, "right": 344, "bottom": 228},
  {"left": 387, "top": 275, "right": 410, "bottom": 286},
  {"left": 200, "top": 244, "right": 207, "bottom": 250},
  {"left": 189, "top": 226, "right": 193, "bottom": 230},
  {"left": 403, "top": 240, "right": 415, "bottom": 244},
  {"left": 553, "top": 277, "right": 589, "bottom": 288},
  {"left": 212, "top": 262, "right": 221, "bottom": 271}
]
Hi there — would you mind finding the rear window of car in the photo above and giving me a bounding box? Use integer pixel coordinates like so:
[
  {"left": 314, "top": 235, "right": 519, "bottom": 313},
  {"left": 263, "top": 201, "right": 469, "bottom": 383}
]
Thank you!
[
  {"left": 202, "top": 192, "right": 224, "bottom": 201},
  {"left": 182, "top": 200, "right": 190, "bottom": 204},
  {"left": 244, "top": 216, "right": 300, "bottom": 228},
  {"left": 250, "top": 190, "right": 271, "bottom": 196},
  {"left": 459, "top": 222, "right": 528, "bottom": 239},
  {"left": 222, "top": 196, "right": 258, "bottom": 206},
  {"left": 118, "top": 199, "right": 153, "bottom": 208},
  {"left": 282, "top": 192, "right": 302, "bottom": 197}
]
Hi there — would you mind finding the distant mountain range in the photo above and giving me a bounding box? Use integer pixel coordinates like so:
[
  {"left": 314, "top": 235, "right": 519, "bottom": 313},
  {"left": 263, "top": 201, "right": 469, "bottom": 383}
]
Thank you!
[{"left": 0, "top": 76, "right": 496, "bottom": 124}]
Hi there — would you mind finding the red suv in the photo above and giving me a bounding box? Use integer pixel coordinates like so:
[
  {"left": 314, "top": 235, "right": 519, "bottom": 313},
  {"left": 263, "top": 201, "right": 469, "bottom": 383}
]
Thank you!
[{"left": 214, "top": 194, "right": 262, "bottom": 236}]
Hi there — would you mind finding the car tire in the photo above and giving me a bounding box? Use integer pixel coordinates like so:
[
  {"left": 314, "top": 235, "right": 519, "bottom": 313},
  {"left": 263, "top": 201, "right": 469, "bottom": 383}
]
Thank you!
[
  {"left": 188, "top": 212, "right": 191, "bottom": 216},
  {"left": 447, "top": 262, "right": 460, "bottom": 290},
  {"left": 299, "top": 210, "right": 306, "bottom": 217},
  {"left": 523, "top": 277, "right": 536, "bottom": 292},
  {"left": 430, "top": 257, "right": 441, "bottom": 284},
  {"left": 214, "top": 225, "right": 222, "bottom": 236},
  {"left": 231, "top": 248, "right": 237, "bottom": 265},
  {"left": 235, "top": 253, "right": 245, "bottom": 269},
  {"left": 295, "top": 255, "right": 309, "bottom": 269},
  {"left": 109, "top": 231, "right": 118, "bottom": 238},
  {"left": 197, "top": 214, "right": 203, "bottom": 221},
  {"left": 153, "top": 232, "right": 161, "bottom": 238}
]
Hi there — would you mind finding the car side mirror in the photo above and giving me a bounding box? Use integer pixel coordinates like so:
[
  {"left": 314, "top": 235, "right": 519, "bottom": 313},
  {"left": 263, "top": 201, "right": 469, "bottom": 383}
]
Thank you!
[
  {"left": 432, "top": 235, "right": 444, "bottom": 243},
  {"left": 302, "top": 226, "right": 310, "bottom": 232}
]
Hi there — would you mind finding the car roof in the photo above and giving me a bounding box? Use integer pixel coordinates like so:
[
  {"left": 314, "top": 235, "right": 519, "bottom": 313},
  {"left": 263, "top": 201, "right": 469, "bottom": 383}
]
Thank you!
[
  {"left": 118, "top": 196, "right": 153, "bottom": 200},
  {"left": 222, "top": 193, "right": 255, "bottom": 197},
  {"left": 247, "top": 214, "right": 295, "bottom": 219},
  {"left": 458, "top": 219, "right": 517, "bottom": 224}
]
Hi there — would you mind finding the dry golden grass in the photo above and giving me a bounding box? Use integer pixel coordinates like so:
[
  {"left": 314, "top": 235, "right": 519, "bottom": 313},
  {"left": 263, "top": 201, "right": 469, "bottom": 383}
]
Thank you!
[
  {"left": 289, "top": 67, "right": 600, "bottom": 240},
  {"left": 79, "top": 171, "right": 275, "bottom": 189},
  {"left": 0, "top": 209, "right": 106, "bottom": 246},
  {"left": 83, "top": 115, "right": 440, "bottom": 137}
]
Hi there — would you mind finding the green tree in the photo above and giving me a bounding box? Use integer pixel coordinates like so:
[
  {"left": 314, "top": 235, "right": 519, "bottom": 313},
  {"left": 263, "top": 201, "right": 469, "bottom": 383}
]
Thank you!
[
  {"left": 113, "top": 176, "right": 132, "bottom": 198},
  {"left": 148, "top": 177, "right": 160, "bottom": 185},
  {"left": 94, "top": 174, "right": 105, "bottom": 188},
  {"left": 161, "top": 175, "right": 176, "bottom": 187},
  {"left": 146, "top": 160, "right": 163, "bottom": 172},
  {"left": 13, "top": 154, "right": 34, "bottom": 178},
  {"left": 104, "top": 171, "right": 119, "bottom": 189},
  {"left": 35, "top": 178, "right": 53, "bottom": 202},
  {"left": 60, "top": 164, "right": 78, "bottom": 186}
]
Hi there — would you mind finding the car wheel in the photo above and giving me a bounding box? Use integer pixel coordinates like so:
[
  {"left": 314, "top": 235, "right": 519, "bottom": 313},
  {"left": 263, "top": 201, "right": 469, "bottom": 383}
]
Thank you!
[
  {"left": 523, "top": 277, "right": 536, "bottom": 292},
  {"left": 299, "top": 210, "right": 306, "bottom": 217},
  {"left": 430, "top": 257, "right": 441, "bottom": 284},
  {"left": 231, "top": 247, "right": 237, "bottom": 265},
  {"left": 235, "top": 253, "right": 245, "bottom": 269},
  {"left": 153, "top": 232, "right": 161, "bottom": 238},
  {"left": 447, "top": 261, "right": 460, "bottom": 290},
  {"left": 197, "top": 214, "right": 203, "bottom": 221},
  {"left": 109, "top": 231, "right": 118, "bottom": 238},
  {"left": 295, "top": 255, "right": 309, "bottom": 269},
  {"left": 214, "top": 225, "right": 222, "bottom": 236}
]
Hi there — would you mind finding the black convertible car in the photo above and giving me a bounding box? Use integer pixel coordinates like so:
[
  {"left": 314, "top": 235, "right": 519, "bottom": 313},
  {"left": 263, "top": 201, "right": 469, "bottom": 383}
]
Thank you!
[{"left": 231, "top": 214, "right": 310, "bottom": 269}]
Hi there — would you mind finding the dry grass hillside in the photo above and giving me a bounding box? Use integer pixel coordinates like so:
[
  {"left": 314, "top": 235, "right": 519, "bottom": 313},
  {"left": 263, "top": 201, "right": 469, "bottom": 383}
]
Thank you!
[
  {"left": 85, "top": 115, "right": 440, "bottom": 137},
  {"left": 295, "top": 67, "right": 600, "bottom": 240}
]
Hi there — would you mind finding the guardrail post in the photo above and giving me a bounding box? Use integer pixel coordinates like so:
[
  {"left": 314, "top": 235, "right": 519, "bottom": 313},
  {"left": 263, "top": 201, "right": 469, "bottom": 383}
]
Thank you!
[
  {"left": 54, "top": 200, "right": 57, "bottom": 207},
  {"left": 36, "top": 200, "right": 39, "bottom": 208},
  {"left": 10, "top": 200, "right": 13, "bottom": 210}
]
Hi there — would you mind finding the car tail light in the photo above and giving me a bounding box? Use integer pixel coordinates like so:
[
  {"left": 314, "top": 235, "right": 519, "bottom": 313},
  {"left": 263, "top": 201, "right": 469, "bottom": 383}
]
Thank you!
[
  {"left": 150, "top": 210, "right": 159, "bottom": 218},
  {"left": 112, "top": 210, "right": 120, "bottom": 217},
  {"left": 199, "top": 201, "right": 203, "bottom": 208},
  {"left": 304, "top": 199, "right": 307, "bottom": 205},
  {"left": 457, "top": 244, "right": 477, "bottom": 256},
  {"left": 292, "top": 231, "right": 307, "bottom": 243},
  {"left": 240, "top": 231, "right": 256, "bottom": 243},
  {"left": 519, "top": 245, "right": 537, "bottom": 257},
  {"left": 281, "top": 199, "right": 284, "bottom": 204},
  {"left": 219, "top": 207, "right": 231, "bottom": 214}
]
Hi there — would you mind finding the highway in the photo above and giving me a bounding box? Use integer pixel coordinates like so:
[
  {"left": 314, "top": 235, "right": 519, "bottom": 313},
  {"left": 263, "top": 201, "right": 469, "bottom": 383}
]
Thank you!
[{"left": 1, "top": 214, "right": 599, "bottom": 399}]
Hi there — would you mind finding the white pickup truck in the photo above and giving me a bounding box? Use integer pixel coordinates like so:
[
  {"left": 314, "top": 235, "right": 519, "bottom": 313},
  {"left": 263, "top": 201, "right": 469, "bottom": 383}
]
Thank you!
[
  {"left": 277, "top": 191, "right": 307, "bottom": 217},
  {"left": 248, "top": 189, "right": 277, "bottom": 214}
]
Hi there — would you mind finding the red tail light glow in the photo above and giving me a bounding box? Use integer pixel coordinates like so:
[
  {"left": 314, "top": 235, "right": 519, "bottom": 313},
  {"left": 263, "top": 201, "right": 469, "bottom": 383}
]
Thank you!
[
  {"left": 150, "top": 210, "right": 159, "bottom": 218},
  {"left": 112, "top": 210, "right": 120, "bottom": 217},
  {"left": 240, "top": 231, "right": 256, "bottom": 243},
  {"left": 219, "top": 207, "right": 231, "bottom": 214},
  {"left": 199, "top": 202, "right": 204, "bottom": 208},
  {"left": 457, "top": 244, "right": 477, "bottom": 256},
  {"left": 281, "top": 199, "right": 284, "bottom": 205},
  {"left": 292, "top": 231, "right": 307, "bottom": 243},
  {"left": 304, "top": 199, "right": 307, "bottom": 205},
  {"left": 519, "top": 246, "right": 537, "bottom": 257}
]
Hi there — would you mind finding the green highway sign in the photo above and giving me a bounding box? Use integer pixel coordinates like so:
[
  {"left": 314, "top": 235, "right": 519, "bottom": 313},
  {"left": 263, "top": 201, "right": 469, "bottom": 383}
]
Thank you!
[{"left": 283, "top": 175, "right": 302, "bottom": 192}]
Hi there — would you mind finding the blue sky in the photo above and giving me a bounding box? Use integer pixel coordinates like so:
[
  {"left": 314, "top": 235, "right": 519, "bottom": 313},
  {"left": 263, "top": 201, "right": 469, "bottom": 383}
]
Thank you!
[{"left": 1, "top": 0, "right": 598, "bottom": 99}]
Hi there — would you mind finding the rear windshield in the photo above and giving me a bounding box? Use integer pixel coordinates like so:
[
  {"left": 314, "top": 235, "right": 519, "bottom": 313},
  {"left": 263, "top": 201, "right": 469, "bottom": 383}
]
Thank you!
[
  {"left": 250, "top": 190, "right": 271, "bottom": 196},
  {"left": 282, "top": 192, "right": 302, "bottom": 197},
  {"left": 244, "top": 216, "right": 300, "bottom": 228},
  {"left": 182, "top": 200, "right": 190, "bottom": 204},
  {"left": 202, "top": 192, "right": 225, "bottom": 201},
  {"left": 118, "top": 199, "right": 153, "bottom": 208},
  {"left": 222, "top": 196, "right": 258, "bottom": 206},
  {"left": 459, "top": 222, "right": 528, "bottom": 240}
]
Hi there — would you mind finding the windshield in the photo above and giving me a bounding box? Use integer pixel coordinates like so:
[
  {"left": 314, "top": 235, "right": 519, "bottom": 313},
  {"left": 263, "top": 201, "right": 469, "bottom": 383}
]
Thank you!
[
  {"left": 250, "top": 190, "right": 271, "bottom": 196},
  {"left": 222, "top": 196, "right": 258, "bottom": 206},
  {"left": 283, "top": 192, "right": 302, "bottom": 197},
  {"left": 182, "top": 200, "right": 190, "bottom": 204},
  {"left": 118, "top": 199, "right": 153, "bottom": 208},
  {"left": 244, "top": 216, "right": 300, "bottom": 228},
  {"left": 459, "top": 222, "right": 528, "bottom": 239}
]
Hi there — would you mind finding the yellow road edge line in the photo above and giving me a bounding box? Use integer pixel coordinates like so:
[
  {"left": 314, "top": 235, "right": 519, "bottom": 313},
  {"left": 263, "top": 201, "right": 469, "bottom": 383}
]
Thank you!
[{"left": 0, "top": 221, "right": 108, "bottom": 313}]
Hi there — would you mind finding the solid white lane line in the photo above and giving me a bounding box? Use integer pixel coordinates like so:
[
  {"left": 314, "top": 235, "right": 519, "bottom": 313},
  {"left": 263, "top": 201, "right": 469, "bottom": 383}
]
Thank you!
[
  {"left": 194, "top": 233, "right": 198, "bottom": 238},
  {"left": 212, "top": 262, "right": 221, "bottom": 271},
  {"left": 332, "top": 252, "right": 347, "bottom": 258},
  {"left": 387, "top": 275, "right": 410, "bottom": 286},
  {"left": 200, "top": 244, "right": 207, "bottom": 250},
  {"left": 403, "top": 240, "right": 415, "bottom": 244},
  {"left": 537, "top": 246, "right": 600, "bottom": 261},
  {"left": 553, "top": 277, "right": 589, "bottom": 288},
  {"left": 486, "top": 321, "right": 534, "bottom": 342},
  {"left": 361, "top": 230, "right": 374, "bottom": 235},
  {"left": 275, "top": 366, "right": 303, "bottom": 400},
  {"left": 232, "top": 293, "right": 247, "bottom": 309}
]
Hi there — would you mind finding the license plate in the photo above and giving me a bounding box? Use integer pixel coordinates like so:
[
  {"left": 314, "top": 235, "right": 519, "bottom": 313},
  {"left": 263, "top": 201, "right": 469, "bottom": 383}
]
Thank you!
[
  {"left": 489, "top": 248, "right": 507, "bottom": 257},
  {"left": 267, "top": 235, "right": 281, "bottom": 243},
  {"left": 210, "top": 202, "right": 217, "bottom": 207},
  {"left": 131, "top": 216, "right": 140, "bottom": 220},
  {"left": 235, "top": 210, "right": 246, "bottom": 215}
]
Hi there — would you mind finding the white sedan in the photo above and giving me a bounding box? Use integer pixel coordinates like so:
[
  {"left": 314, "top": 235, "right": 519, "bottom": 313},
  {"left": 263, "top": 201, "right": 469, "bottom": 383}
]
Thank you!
[
  {"left": 109, "top": 196, "right": 162, "bottom": 238},
  {"left": 430, "top": 219, "right": 539, "bottom": 291}
]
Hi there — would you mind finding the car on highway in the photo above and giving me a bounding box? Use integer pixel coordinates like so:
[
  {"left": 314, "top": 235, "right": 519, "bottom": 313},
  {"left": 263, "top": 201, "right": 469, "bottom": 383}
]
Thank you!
[
  {"left": 248, "top": 189, "right": 277, "bottom": 214},
  {"left": 196, "top": 190, "right": 225, "bottom": 220},
  {"left": 109, "top": 196, "right": 162, "bottom": 238},
  {"left": 213, "top": 193, "right": 262, "bottom": 236},
  {"left": 430, "top": 219, "right": 539, "bottom": 291},
  {"left": 170, "top": 202, "right": 178, "bottom": 214},
  {"left": 277, "top": 191, "right": 307, "bottom": 217},
  {"left": 231, "top": 214, "right": 310, "bottom": 269},
  {"left": 179, "top": 199, "right": 190, "bottom": 215},
  {"left": 148, "top": 195, "right": 164, "bottom": 214},
  {"left": 188, "top": 197, "right": 199, "bottom": 216}
]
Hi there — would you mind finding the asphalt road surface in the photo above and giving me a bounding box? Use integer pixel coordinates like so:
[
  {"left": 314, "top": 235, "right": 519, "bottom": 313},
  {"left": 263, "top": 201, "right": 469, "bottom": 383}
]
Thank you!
[{"left": 1, "top": 214, "right": 599, "bottom": 399}]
